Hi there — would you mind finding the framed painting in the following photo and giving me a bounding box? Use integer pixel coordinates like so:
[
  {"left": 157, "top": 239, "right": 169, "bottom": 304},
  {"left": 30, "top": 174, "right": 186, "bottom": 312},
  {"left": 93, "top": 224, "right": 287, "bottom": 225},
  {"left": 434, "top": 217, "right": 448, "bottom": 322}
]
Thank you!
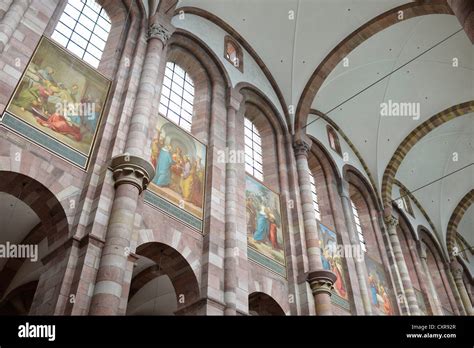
[
  {"left": 365, "top": 256, "right": 396, "bottom": 315},
  {"left": 318, "top": 222, "right": 349, "bottom": 301},
  {"left": 4, "top": 36, "right": 110, "bottom": 168},
  {"left": 246, "top": 175, "right": 286, "bottom": 276},
  {"left": 148, "top": 114, "right": 207, "bottom": 223}
]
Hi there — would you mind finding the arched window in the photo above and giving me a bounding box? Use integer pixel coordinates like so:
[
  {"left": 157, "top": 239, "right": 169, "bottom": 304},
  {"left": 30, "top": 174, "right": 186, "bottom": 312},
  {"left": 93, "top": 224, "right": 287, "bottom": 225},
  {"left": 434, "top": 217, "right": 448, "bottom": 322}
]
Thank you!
[
  {"left": 51, "top": 0, "right": 111, "bottom": 68},
  {"left": 308, "top": 171, "right": 321, "bottom": 221},
  {"left": 224, "top": 35, "right": 243, "bottom": 72},
  {"left": 244, "top": 117, "right": 263, "bottom": 181},
  {"left": 327, "top": 125, "right": 342, "bottom": 156},
  {"left": 350, "top": 199, "right": 366, "bottom": 252},
  {"left": 159, "top": 62, "right": 195, "bottom": 132}
]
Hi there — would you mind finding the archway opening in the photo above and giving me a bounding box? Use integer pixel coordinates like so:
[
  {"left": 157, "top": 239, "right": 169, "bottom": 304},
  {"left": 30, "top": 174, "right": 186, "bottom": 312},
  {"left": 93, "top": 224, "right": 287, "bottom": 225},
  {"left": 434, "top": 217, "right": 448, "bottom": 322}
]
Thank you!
[
  {"left": 127, "top": 242, "right": 200, "bottom": 315},
  {"left": 248, "top": 292, "right": 285, "bottom": 316}
]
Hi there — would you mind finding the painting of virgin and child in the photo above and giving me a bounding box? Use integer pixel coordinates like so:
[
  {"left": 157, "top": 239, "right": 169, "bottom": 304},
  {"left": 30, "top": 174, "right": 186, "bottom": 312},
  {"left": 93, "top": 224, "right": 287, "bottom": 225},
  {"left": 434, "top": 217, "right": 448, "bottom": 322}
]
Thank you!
[
  {"left": 246, "top": 175, "right": 285, "bottom": 267},
  {"left": 318, "top": 223, "right": 348, "bottom": 300},
  {"left": 149, "top": 114, "right": 206, "bottom": 219},
  {"left": 6, "top": 37, "right": 110, "bottom": 156}
]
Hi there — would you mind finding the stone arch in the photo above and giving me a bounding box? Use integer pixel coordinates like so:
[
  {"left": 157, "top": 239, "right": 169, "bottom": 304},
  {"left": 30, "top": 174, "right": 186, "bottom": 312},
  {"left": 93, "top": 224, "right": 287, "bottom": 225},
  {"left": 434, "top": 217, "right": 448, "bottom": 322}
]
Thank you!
[
  {"left": 0, "top": 171, "right": 69, "bottom": 245},
  {"left": 136, "top": 228, "right": 201, "bottom": 286},
  {"left": 446, "top": 190, "right": 473, "bottom": 261},
  {"left": 237, "top": 83, "right": 287, "bottom": 192},
  {"left": 248, "top": 292, "right": 285, "bottom": 316},
  {"left": 307, "top": 135, "right": 342, "bottom": 226},
  {"left": 343, "top": 164, "right": 382, "bottom": 212},
  {"left": 295, "top": 1, "right": 453, "bottom": 135},
  {"left": 175, "top": 7, "right": 290, "bottom": 126},
  {"left": 0, "top": 280, "right": 39, "bottom": 315},
  {"left": 44, "top": 0, "right": 142, "bottom": 80},
  {"left": 248, "top": 277, "right": 289, "bottom": 315},
  {"left": 381, "top": 102, "right": 473, "bottom": 207},
  {"left": 129, "top": 242, "right": 200, "bottom": 314},
  {"left": 166, "top": 30, "right": 232, "bottom": 143},
  {"left": 0, "top": 171, "right": 72, "bottom": 315}
]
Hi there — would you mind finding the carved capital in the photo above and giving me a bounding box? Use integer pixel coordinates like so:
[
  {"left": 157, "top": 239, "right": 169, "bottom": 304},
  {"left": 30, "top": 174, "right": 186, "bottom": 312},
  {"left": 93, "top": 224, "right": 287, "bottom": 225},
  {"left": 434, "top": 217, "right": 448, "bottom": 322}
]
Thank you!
[
  {"left": 417, "top": 241, "right": 427, "bottom": 260},
  {"left": 147, "top": 22, "right": 172, "bottom": 43},
  {"left": 227, "top": 89, "right": 243, "bottom": 111},
  {"left": 293, "top": 139, "right": 311, "bottom": 157},
  {"left": 450, "top": 261, "right": 464, "bottom": 280},
  {"left": 307, "top": 270, "right": 337, "bottom": 296},
  {"left": 384, "top": 215, "right": 399, "bottom": 232},
  {"left": 110, "top": 155, "right": 156, "bottom": 193}
]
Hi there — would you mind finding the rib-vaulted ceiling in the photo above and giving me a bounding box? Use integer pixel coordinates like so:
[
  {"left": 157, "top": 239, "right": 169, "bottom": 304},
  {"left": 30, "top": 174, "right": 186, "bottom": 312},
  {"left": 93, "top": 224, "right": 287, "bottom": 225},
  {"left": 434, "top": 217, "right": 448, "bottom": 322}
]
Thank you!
[{"left": 173, "top": 0, "right": 473, "bottom": 268}]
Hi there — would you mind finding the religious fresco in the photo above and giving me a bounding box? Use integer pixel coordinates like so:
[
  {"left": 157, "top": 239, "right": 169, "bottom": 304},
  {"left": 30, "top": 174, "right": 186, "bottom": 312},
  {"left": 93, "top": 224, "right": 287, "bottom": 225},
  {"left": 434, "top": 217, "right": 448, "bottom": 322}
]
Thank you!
[
  {"left": 365, "top": 256, "right": 395, "bottom": 315},
  {"left": 149, "top": 114, "right": 206, "bottom": 221},
  {"left": 5, "top": 36, "right": 110, "bottom": 165},
  {"left": 246, "top": 175, "right": 286, "bottom": 275},
  {"left": 318, "top": 222, "right": 348, "bottom": 300}
]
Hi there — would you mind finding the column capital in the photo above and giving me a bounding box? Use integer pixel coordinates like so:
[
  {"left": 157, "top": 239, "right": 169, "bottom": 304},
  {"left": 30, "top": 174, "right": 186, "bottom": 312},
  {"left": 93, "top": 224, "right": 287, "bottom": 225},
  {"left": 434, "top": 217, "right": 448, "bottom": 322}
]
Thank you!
[
  {"left": 338, "top": 179, "right": 350, "bottom": 199},
  {"left": 227, "top": 88, "right": 244, "bottom": 111},
  {"left": 384, "top": 214, "right": 399, "bottom": 231},
  {"left": 147, "top": 17, "right": 174, "bottom": 43},
  {"left": 307, "top": 270, "right": 337, "bottom": 296},
  {"left": 110, "top": 155, "right": 156, "bottom": 193},
  {"left": 293, "top": 139, "right": 312, "bottom": 157},
  {"left": 450, "top": 260, "right": 464, "bottom": 279},
  {"left": 417, "top": 241, "right": 428, "bottom": 260}
]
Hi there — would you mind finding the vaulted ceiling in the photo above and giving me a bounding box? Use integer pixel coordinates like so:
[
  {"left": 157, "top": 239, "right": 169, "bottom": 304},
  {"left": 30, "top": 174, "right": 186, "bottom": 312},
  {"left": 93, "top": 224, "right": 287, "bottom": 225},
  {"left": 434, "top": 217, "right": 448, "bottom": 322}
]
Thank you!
[{"left": 173, "top": 1, "right": 473, "bottom": 258}]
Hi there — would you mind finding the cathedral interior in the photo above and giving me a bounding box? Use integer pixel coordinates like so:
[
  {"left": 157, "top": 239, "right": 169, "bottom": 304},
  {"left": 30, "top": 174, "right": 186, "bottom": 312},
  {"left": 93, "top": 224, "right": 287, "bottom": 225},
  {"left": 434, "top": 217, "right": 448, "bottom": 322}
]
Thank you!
[{"left": 0, "top": 0, "right": 472, "bottom": 318}]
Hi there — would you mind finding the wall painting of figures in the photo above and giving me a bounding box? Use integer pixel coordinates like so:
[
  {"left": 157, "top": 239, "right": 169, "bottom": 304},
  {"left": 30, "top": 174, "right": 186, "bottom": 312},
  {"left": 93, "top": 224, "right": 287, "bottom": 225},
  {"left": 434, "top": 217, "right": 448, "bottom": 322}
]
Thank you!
[
  {"left": 318, "top": 222, "right": 350, "bottom": 310},
  {"left": 245, "top": 175, "right": 286, "bottom": 277},
  {"left": 147, "top": 114, "right": 206, "bottom": 231},
  {"left": 2, "top": 36, "right": 110, "bottom": 169},
  {"left": 365, "top": 256, "right": 396, "bottom": 315}
]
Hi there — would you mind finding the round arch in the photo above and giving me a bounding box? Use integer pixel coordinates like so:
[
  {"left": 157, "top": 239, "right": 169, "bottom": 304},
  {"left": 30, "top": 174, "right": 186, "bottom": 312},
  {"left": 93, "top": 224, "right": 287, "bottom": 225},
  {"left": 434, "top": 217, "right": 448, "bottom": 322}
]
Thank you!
[
  {"left": 381, "top": 102, "right": 473, "bottom": 208},
  {"left": 446, "top": 190, "right": 473, "bottom": 261},
  {"left": 248, "top": 291, "right": 286, "bottom": 316},
  {"left": 295, "top": 1, "right": 453, "bottom": 135},
  {"left": 129, "top": 242, "right": 201, "bottom": 315}
]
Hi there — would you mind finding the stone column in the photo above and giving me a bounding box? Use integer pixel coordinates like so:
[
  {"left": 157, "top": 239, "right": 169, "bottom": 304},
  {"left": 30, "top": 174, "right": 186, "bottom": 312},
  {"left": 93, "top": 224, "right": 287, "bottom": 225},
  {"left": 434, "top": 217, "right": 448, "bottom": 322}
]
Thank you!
[
  {"left": 293, "top": 139, "right": 336, "bottom": 315},
  {"left": 444, "top": 262, "right": 466, "bottom": 315},
  {"left": 223, "top": 89, "right": 243, "bottom": 315},
  {"left": 406, "top": 238, "right": 432, "bottom": 314},
  {"left": 418, "top": 242, "right": 443, "bottom": 315},
  {"left": 451, "top": 260, "right": 473, "bottom": 315},
  {"left": 0, "top": 0, "right": 31, "bottom": 52},
  {"left": 89, "top": 17, "right": 171, "bottom": 315},
  {"left": 339, "top": 180, "right": 372, "bottom": 315},
  {"left": 385, "top": 215, "right": 420, "bottom": 315}
]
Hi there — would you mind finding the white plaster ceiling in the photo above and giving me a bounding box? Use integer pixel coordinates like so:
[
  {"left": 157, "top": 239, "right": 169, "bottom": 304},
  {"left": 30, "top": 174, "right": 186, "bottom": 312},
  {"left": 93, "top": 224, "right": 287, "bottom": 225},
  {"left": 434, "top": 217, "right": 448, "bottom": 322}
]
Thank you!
[
  {"left": 177, "top": 0, "right": 408, "bottom": 122},
  {"left": 395, "top": 114, "right": 473, "bottom": 251},
  {"left": 311, "top": 13, "right": 473, "bottom": 251},
  {"left": 172, "top": 2, "right": 473, "bottom": 253}
]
